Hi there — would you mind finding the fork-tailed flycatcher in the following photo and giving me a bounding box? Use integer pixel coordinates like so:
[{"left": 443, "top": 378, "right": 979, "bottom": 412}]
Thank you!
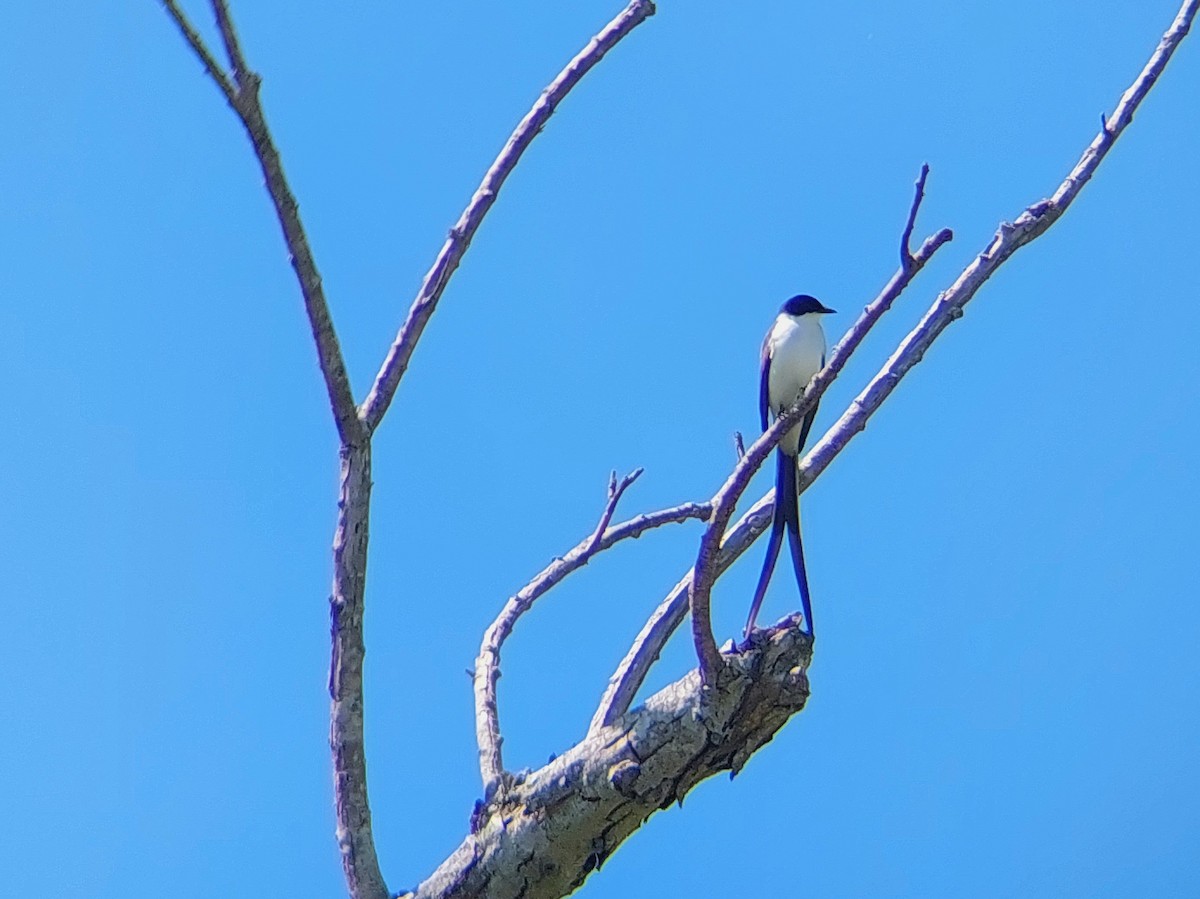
[{"left": 744, "top": 294, "right": 835, "bottom": 639}]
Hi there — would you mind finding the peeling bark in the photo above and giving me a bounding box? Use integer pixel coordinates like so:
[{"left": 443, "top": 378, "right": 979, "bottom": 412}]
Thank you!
[{"left": 410, "top": 617, "right": 811, "bottom": 899}]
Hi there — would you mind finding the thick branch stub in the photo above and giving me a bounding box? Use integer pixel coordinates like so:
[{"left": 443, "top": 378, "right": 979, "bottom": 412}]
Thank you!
[{"left": 420, "top": 618, "right": 811, "bottom": 899}]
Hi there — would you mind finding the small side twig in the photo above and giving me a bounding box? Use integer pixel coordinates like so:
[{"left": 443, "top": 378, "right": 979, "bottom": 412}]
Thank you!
[
  {"left": 733, "top": 431, "right": 746, "bottom": 460},
  {"left": 473, "top": 471, "right": 707, "bottom": 794},
  {"left": 159, "top": 1, "right": 237, "bottom": 107},
  {"left": 587, "top": 468, "right": 644, "bottom": 553},
  {"left": 359, "top": 0, "right": 657, "bottom": 434},
  {"left": 900, "top": 163, "right": 930, "bottom": 270},
  {"left": 210, "top": 0, "right": 250, "bottom": 85}
]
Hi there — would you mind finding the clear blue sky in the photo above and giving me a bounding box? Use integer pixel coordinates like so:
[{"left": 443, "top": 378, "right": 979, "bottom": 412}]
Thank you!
[{"left": 3, "top": 2, "right": 1198, "bottom": 896}]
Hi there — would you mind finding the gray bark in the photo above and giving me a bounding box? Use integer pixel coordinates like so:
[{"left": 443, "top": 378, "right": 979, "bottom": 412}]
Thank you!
[{"left": 411, "top": 619, "right": 811, "bottom": 899}]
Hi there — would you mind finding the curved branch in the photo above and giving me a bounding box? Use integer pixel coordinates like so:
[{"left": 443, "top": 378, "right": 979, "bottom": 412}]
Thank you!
[
  {"left": 474, "top": 470, "right": 709, "bottom": 795},
  {"left": 590, "top": 494, "right": 772, "bottom": 733},
  {"left": 210, "top": 0, "right": 250, "bottom": 85},
  {"left": 359, "top": 0, "right": 658, "bottom": 434}
]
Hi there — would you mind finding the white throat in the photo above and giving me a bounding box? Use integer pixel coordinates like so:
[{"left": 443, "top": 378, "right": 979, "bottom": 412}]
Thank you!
[{"left": 767, "top": 313, "right": 827, "bottom": 454}]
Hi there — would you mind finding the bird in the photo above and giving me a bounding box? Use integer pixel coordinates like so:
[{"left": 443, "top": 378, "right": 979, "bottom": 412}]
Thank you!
[{"left": 744, "top": 294, "right": 835, "bottom": 639}]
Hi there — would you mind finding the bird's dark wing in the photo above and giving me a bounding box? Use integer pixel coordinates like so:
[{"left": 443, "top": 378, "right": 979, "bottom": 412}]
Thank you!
[{"left": 759, "top": 335, "right": 772, "bottom": 433}]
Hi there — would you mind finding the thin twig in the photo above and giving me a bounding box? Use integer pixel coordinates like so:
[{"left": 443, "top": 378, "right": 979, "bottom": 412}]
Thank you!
[
  {"left": 159, "top": 0, "right": 238, "bottom": 107},
  {"left": 359, "top": 0, "right": 658, "bottom": 435},
  {"left": 688, "top": 174, "right": 951, "bottom": 685},
  {"left": 601, "top": 0, "right": 1197, "bottom": 723},
  {"left": 473, "top": 473, "right": 708, "bottom": 793},
  {"left": 587, "top": 468, "right": 644, "bottom": 554},
  {"left": 733, "top": 431, "right": 746, "bottom": 460},
  {"left": 900, "top": 163, "right": 930, "bottom": 269},
  {"left": 210, "top": 0, "right": 250, "bottom": 86}
]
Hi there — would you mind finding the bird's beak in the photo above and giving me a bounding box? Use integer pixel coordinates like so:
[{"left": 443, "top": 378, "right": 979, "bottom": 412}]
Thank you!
[{"left": 820, "top": 304, "right": 836, "bottom": 314}]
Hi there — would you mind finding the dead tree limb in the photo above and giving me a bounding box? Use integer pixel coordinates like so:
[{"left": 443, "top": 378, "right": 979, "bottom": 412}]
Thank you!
[
  {"left": 687, "top": 171, "right": 952, "bottom": 685},
  {"left": 160, "top": 2, "right": 657, "bottom": 898},
  {"left": 598, "top": 0, "right": 1197, "bottom": 734},
  {"left": 473, "top": 470, "right": 711, "bottom": 797}
]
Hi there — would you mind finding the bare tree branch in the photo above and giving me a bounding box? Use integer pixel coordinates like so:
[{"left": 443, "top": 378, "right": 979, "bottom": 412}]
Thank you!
[
  {"left": 794, "top": 0, "right": 1199, "bottom": 499},
  {"left": 156, "top": 1, "right": 1196, "bottom": 896},
  {"left": 160, "top": 1, "right": 363, "bottom": 445},
  {"left": 165, "top": 4, "right": 663, "bottom": 896},
  {"left": 600, "top": 0, "right": 1197, "bottom": 729},
  {"left": 688, "top": 176, "right": 952, "bottom": 685},
  {"left": 473, "top": 470, "right": 708, "bottom": 795},
  {"left": 587, "top": 468, "right": 645, "bottom": 554},
  {"left": 359, "top": 0, "right": 658, "bottom": 435},
  {"left": 419, "top": 619, "right": 813, "bottom": 899}
]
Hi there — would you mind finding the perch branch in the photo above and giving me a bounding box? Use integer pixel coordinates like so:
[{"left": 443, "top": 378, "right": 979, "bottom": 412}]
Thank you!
[
  {"left": 688, "top": 173, "right": 951, "bottom": 685},
  {"left": 474, "top": 472, "right": 709, "bottom": 794},
  {"left": 359, "top": 0, "right": 657, "bottom": 434},
  {"left": 422, "top": 619, "right": 813, "bottom": 899},
  {"left": 601, "top": 0, "right": 1197, "bottom": 725}
]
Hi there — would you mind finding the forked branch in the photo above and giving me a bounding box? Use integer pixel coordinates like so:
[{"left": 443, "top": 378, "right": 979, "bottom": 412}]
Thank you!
[
  {"left": 473, "top": 470, "right": 709, "bottom": 794},
  {"left": 160, "top": 0, "right": 362, "bottom": 445},
  {"left": 605, "top": 0, "right": 1197, "bottom": 726},
  {"left": 160, "top": 3, "right": 661, "bottom": 899}
]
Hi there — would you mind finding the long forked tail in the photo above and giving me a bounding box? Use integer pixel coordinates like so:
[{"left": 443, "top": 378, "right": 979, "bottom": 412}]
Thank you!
[
  {"left": 781, "top": 452, "right": 813, "bottom": 635},
  {"left": 744, "top": 450, "right": 789, "bottom": 639}
]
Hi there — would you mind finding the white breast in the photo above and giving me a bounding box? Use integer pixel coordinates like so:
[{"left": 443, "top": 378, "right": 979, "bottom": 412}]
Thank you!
[{"left": 767, "top": 314, "right": 827, "bottom": 455}]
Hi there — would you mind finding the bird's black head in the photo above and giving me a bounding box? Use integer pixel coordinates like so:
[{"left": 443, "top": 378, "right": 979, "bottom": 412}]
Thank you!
[{"left": 781, "top": 294, "right": 836, "bottom": 316}]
